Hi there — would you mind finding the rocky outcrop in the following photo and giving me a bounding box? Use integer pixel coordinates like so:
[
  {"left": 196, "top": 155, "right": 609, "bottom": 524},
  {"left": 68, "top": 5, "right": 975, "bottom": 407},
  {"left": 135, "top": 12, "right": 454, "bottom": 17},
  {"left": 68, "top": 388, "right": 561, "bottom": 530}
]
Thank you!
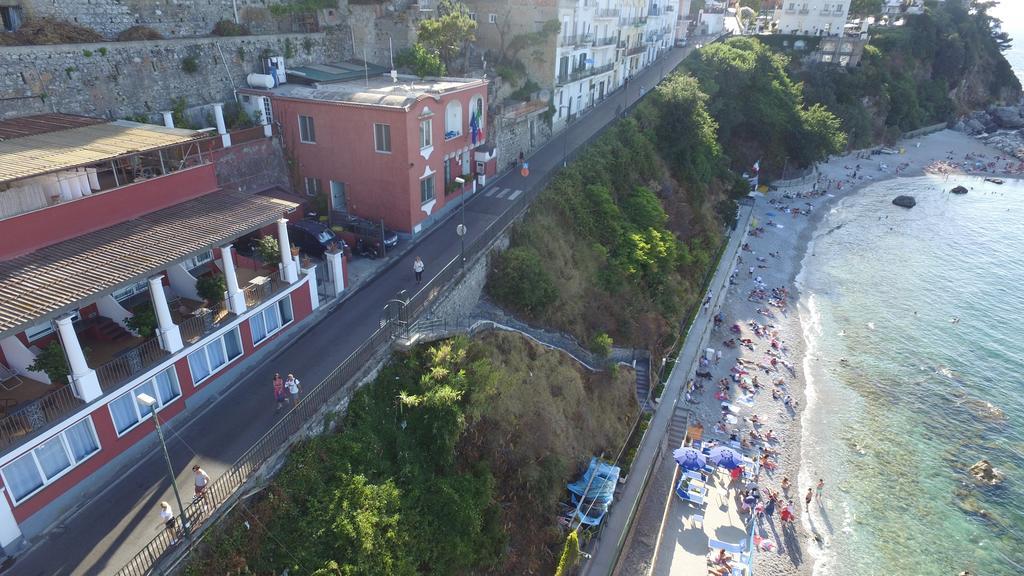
[
  {"left": 968, "top": 459, "right": 1004, "bottom": 485},
  {"left": 991, "top": 106, "right": 1024, "bottom": 128},
  {"left": 951, "top": 185, "right": 968, "bottom": 194},
  {"left": 892, "top": 195, "right": 916, "bottom": 208}
]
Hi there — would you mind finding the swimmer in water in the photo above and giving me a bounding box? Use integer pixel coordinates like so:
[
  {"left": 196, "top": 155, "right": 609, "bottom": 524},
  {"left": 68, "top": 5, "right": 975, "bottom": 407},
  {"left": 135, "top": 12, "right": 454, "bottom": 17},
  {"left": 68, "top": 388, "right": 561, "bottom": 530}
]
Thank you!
[{"left": 951, "top": 316, "right": 960, "bottom": 324}]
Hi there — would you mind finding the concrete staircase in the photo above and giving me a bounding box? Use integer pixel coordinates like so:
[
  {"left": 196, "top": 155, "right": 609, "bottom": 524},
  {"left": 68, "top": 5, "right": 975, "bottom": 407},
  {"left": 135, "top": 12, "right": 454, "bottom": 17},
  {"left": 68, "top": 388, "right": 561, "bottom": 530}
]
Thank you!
[
  {"left": 635, "top": 358, "right": 653, "bottom": 412},
  {"left": 667, "top": 408, "right": 690, "bottom": 450},
  {"left": 93, "top": 317, "right": 131, "bottom": 341}
]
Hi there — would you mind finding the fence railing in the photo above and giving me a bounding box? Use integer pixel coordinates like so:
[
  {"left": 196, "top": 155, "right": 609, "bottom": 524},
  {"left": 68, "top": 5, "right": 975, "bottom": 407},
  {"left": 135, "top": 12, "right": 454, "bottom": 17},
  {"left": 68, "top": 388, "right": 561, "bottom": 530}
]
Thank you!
[
  {"left": 0, "top": 385, "right": 83, "bottom": 452},
  {"left": 242, "top": 276, "right": 277, "bottom": 308},
  {"left": 95, "top": 337, "right": 168, "bottom": 391},
  {"left": 596, "top": 8, "right": 620, "bottom": 17},
  {"left": 178, "top": 309, "right": 215, "bottom": 345}
]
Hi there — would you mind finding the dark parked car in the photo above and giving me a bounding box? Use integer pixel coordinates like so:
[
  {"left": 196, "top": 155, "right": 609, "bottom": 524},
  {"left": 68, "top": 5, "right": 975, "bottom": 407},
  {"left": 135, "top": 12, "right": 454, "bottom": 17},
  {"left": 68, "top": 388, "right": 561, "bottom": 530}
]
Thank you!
[
  {"left": 332, "top": 213, "right": 399, "bottom": 251},
  {"left": 288, "top": 220, "right": 348, "bottom": 258}
]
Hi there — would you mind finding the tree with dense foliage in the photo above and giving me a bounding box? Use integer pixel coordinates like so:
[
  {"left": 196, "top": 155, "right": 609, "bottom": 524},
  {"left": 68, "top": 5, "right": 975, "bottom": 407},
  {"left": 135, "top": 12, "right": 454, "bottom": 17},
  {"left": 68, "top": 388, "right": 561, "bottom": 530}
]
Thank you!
[
  {"left": 488, "top": 246, "right": 559, "bottom": 316},
  {"left": 849, "top": 0, "right": 882, "bottom": 17},
  {"left": 395, "top": 43, "right": 446, "bottom": 78},
  {"left": 416, "top": 0, "right": 476, "bottom": 72},
  {"left": 685, "top": 37, "right": 846, "bottom": 173}
]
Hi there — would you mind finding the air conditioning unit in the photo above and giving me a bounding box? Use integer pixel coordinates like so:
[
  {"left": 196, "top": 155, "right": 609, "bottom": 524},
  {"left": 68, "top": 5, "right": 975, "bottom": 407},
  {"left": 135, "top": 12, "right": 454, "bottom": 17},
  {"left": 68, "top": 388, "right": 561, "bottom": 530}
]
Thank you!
[{"left": 265, "top": 56, "right": 287, "bottom": 85}]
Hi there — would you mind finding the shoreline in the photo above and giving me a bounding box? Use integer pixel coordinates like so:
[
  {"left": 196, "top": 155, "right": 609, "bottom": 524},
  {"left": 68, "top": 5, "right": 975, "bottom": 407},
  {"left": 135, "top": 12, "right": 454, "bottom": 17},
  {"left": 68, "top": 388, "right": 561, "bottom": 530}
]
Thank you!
[{"left": 689, "top": 129, "right": 1019, "bottom": 576}]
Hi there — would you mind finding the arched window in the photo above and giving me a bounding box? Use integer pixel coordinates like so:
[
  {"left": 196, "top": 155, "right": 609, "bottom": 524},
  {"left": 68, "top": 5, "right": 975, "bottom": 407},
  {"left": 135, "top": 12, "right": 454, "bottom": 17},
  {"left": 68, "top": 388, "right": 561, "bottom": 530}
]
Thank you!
[{"left": 445, "top": 100, "right": 463, "bottom": 140}]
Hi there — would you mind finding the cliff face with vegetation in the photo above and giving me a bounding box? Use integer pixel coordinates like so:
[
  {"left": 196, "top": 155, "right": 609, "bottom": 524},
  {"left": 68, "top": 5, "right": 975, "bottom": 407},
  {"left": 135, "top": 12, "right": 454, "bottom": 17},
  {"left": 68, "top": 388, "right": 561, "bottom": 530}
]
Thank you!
[
  {"left": 798, "top": 1, "right": 1021, "bottom": 147},
  {"left": 184, "top": 333, "right": 636, "bottom": 576}
]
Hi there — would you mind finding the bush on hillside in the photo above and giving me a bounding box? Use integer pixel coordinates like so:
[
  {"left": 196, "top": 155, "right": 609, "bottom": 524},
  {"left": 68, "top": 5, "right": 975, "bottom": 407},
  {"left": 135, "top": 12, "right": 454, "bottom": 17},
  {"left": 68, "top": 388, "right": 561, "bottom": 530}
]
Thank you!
[
  {"left": 211, "top": 19, "right": 250, "bottom": 36},
  {"left": 116, "top": 25, "right": 163, "bottom": 41},
  {"left": 487, "top": 246, "right": 558, "bottom": 316},
  {"left": 0, "top": 17, "right": 103, "bottom": 45}
]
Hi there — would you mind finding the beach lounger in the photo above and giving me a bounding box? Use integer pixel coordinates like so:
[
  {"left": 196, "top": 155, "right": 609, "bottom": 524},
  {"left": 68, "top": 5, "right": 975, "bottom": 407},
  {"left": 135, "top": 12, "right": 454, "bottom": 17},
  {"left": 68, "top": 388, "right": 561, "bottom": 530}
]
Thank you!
[
  {"left": 691, "top": 514, "right": 704, "bottom": 528},
  {"left": 684, "top": 470, "right": 706, "bottom": 482},
  {"left": 676, "top": 485, "right": 705, "bottom": 506},
  {"left": 708, "top": 538, "right": 747, "bottom": 554}
]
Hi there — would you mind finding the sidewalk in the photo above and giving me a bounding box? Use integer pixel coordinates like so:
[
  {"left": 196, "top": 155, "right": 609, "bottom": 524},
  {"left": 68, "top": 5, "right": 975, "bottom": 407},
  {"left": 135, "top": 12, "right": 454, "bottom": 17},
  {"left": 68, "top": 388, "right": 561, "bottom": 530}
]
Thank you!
[
  {"left": 8, "top": 43, "right": 707, "bottom": 576},
  {"left": 582, "top": 203, "right": 754, "bottom": 576}
]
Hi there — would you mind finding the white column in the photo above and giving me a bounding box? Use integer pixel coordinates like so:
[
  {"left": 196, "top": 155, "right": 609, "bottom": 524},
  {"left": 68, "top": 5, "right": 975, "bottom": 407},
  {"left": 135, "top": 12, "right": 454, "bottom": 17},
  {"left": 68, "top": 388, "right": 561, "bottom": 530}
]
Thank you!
[
  {"left": 160, "top": 111, "right": 174, "bottom": 128},
  {"left": 302, "top": 265, "right": 320, "bottom": 311},
  {"left": 221, "top": 244, "right": 247, "bottom": 314},
  {"left": 277, "top": 218, "right": 299, "bottom": 284},
  {"left": 213, "top": 102, "right": 232, "bottom": 148},
  {"left": 325, "top": 249, "right": 346, "bottom": 296},
  {"left": 0, "top": 488, "right": 21, "bottom": 548},
  {"left": 148, "top": 275, "right": 183, "bottom": 353},
  {"left": 55, "top": 314, "right": 101, "bottom": 402}
]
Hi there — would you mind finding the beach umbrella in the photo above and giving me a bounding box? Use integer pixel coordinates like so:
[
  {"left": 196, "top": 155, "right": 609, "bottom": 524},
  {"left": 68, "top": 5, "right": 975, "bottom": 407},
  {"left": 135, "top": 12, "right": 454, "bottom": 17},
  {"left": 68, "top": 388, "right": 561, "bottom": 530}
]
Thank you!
[
  {"left": 708, "top": 446, "right": 743, "bottom": 469},
  {"left": 673, "top": 447, "right": 706, "bottom": 471}
]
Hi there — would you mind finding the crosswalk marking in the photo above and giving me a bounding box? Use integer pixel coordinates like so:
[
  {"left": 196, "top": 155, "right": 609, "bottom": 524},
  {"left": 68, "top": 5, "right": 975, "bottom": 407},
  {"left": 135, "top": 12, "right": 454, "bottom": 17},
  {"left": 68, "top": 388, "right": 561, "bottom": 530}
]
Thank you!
[
  {"left": 496, "top": 188, "right": 510, "bottom": 198},
  {"left": 484, "top": 187, "right": 497, "bottom": 197},
  {"left": 507, "top": 189, "right": 523, "bottom": 201}
]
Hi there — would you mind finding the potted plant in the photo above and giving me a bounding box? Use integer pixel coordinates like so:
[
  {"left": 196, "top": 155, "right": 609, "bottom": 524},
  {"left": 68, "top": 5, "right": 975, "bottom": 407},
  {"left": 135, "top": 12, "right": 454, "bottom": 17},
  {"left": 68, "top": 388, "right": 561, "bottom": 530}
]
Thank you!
[
  {"left": 196, "top": 274, "right": 227, "bottom": 305},
  {"left": 27, "top": 342, "right": 70, "bottom": 384},
  {"left": 255, "top": 235, "right": 280, "bottom": 264},
  {"left": 125, "top": 304, "right": 157, "bottom": 337}
]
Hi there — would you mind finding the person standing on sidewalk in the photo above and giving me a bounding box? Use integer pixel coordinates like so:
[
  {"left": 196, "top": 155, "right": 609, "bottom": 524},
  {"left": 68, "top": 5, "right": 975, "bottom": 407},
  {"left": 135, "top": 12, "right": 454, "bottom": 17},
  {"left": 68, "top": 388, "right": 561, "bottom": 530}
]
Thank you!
[
  {"left": 158, "top": 501, "right": 178, "bottom": 545},
  {"left": 413, "top": 256, "right": 424, "bottom": 283},
  {"left": 273, "top": 373, "right": 286, "bottom": 412},
  {"left": 192, "top": 465, "right": 210, "bottom": 499},
  {"left": 285, "top": 373, "right": 301, "bottom": 404}
]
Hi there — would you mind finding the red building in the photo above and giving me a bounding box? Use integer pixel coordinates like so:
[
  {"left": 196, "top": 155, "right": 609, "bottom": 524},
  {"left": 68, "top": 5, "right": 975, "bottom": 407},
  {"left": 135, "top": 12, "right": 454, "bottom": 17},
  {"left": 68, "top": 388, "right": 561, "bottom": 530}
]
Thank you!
[
  {"left": 239, "top": 67, "right": 493, "bottom": 235},
  {"left": 0, "top": 114, "right": 333, "bottom": 550}
]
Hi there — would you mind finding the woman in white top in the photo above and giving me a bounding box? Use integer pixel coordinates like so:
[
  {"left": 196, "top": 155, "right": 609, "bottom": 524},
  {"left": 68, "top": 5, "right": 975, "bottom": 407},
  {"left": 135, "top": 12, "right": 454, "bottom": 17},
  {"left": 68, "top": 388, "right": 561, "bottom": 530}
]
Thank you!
[
  {"left": 285, "top": 374, "right": 301, "bottom": 403},
  {"left": 159, "top": 501, "right": 178, "bottom": 544}
]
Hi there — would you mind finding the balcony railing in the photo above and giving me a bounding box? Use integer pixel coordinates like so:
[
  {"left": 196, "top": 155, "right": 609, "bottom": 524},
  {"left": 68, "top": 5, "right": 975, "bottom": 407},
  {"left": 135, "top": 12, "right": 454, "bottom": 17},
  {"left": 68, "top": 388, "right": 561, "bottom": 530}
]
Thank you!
[
  {"left": 596, "top": 8, "right": 620, "bottom": 17},
  {"left": 619, "top": 16, "right": 641, "bottom": 26},
  {"left": 96, "top": 336, "right": 168, "bottom": 391},
  {"left": 179, "top": 308, "right": 216, "bottom": 344},
  {"left": 243, "top": 275, "right": 281, "bottom": 308},
  {"left": 627, "top": 45, "right": 646, "bottom": 56},
  {"left": 799, "top": 7, "right": 810, "bottom": 13},
  {"left": 557, "top": 63, "right": 615, "bottom": 85},
  {"left": 594, "top": 35, "right": 618, "bottom": 46},
  {"left": 0, "top": 385, "right": 84, "bottom": 452}
]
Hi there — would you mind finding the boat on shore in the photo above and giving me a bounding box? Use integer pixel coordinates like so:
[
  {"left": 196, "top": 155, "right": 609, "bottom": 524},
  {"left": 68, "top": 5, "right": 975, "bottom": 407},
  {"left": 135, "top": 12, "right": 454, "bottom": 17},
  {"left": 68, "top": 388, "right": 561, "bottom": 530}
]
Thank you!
[{"left": 984, "top": 177, "right": 1004, "bottom": 184}]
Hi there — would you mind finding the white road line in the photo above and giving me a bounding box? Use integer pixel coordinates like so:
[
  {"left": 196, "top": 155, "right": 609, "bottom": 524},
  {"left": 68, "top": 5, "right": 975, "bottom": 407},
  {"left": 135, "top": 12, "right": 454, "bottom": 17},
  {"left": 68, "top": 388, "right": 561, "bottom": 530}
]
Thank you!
[
  {"left": 507, "top": 189, "right": 524, "bottom": 201},
  {"left": 484, "top": 187, "right": 497, "bottom": 197},
  {"left": 496, "top": 188, "right": 510, "bottom": 198}
]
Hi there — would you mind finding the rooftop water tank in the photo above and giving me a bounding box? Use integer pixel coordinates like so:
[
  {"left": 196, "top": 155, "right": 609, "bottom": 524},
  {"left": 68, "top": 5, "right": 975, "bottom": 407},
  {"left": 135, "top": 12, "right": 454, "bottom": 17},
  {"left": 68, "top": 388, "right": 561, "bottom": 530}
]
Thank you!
[{"left": 247, "top": 73, "right": 276, "bottom": 90}]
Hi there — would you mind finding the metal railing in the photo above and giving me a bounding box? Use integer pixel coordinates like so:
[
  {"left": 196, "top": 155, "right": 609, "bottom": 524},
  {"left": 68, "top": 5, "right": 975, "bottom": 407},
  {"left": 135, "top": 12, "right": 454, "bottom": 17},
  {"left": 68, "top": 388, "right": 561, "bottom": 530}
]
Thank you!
[
  {"left": 557, "top": 63, "right": 615, "bottom": 85},
  {"left": 178, "top": 309, "right": 215, "bottom": 344},
  {"left": 627, "top": 45, "right": 646, "bottom": 56},
  {"left": 242, "top": 276, "right": 276, "bottom": 308},
  {"left": 596, "top": 8, "right": 620, "bottom": 17},
  {"left": 0, "top": 385, "right": 83, "bottom": 452},
  {"left": 594, "top": 35, "right": 618, "bottom": 46},
  {"left": 95, "top": 337, "right": 168, "bottom": 391}
]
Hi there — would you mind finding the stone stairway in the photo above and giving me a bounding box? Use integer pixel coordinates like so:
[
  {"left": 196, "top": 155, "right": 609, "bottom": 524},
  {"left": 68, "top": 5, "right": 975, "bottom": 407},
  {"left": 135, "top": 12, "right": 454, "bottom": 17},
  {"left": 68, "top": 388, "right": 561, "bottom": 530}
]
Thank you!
[
  {"left": 635, "top": 358, "right": 653, "bottom": 411},
  {"left": 667, "top": 408, "right": 690, "bottom": 450}
]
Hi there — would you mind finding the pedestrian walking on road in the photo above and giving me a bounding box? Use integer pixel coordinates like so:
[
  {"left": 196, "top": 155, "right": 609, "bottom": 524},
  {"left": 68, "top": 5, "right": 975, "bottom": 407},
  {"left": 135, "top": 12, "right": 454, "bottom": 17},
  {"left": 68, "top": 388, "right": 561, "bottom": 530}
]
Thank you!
[
  {"left": 273, "top": 373, "right": 286, "bottom": 412},
  {"left": 192, "top": 465, "right": 210, "bottom": 498},
  {"left": 285, "top": 373, "right": 301, "bottom": 404},
  {"left": 158, "top": 502, "right": 178, "bottom": 545},
  {"left": 413, "top": 256, "right": 424, "bottom": 283},
  {"left": 715, "top": 350, "right": 722, "bottom": 365}
]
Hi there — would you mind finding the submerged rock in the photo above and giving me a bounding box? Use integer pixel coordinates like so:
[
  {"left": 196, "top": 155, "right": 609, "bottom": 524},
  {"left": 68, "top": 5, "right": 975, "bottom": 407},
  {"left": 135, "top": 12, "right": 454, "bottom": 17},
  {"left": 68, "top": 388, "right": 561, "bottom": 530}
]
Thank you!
[
  {"left": 951, "top": 185, "right": 968, "bottom": 195},
  {"left": 892, "top": 195, "right": 917, "bottom": 208},
  {"left": 969, "top": 459, "right": 1004, "bottom": 485}
]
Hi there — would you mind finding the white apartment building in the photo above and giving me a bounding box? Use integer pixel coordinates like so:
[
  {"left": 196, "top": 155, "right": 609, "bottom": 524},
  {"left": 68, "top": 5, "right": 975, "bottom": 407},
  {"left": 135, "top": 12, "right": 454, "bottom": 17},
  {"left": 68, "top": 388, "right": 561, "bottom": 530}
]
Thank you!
[
  {"left": 550, "top": 0, "right": 676, "bottom": 131},
  {"left": 776, "top": 0, "right": 851, "bottom": 36}
]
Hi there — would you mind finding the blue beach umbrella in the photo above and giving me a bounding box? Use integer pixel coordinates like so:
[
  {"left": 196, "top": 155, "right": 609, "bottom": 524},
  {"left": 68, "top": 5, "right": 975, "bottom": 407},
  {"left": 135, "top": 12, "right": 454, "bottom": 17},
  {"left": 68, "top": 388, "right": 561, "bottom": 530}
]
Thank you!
[
  {"left": 673, "top": 447, "right": 706, "bottom": 471},
  {"left": 708, "top": 446, "right": 743, "bottom": 469}
]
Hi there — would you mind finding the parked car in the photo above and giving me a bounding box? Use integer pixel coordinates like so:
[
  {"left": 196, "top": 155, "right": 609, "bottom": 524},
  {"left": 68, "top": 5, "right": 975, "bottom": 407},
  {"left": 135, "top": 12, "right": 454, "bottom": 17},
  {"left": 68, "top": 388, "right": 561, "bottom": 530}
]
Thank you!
[
  {"left": 288, "top": 220, "right": 348, "bottom": 259},
  {"left": 330, "top": 214, "right": 399, "bottom": 252}
]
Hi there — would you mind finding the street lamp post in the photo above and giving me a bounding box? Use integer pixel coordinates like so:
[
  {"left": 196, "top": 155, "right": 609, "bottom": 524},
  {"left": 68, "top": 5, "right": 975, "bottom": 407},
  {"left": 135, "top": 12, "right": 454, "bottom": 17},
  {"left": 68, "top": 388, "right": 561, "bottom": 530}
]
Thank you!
[
  {"left": 137, "top": 393, "right": 192, "bottom": 549},
  {"left": 557, "top": 105, "right": 570, "bottom": 167},
  {"left": 454, "top": 177, "right": 467, "bottom": 267}
]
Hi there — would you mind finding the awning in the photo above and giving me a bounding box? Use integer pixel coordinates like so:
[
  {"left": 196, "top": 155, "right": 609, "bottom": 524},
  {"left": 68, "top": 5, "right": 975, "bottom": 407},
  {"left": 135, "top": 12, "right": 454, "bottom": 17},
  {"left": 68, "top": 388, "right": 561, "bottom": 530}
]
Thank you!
[
  {"left": 0, "top": 190, "right": 298, "bottom": 338},
  {"left": 0, "top": 120, "right": 207, "bottom": 184}
]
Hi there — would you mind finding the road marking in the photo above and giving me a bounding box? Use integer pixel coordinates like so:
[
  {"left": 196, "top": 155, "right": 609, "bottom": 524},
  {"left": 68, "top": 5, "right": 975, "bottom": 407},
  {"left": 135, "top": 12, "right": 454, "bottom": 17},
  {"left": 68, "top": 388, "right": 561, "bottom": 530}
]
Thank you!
[
  {"left": 496, "top": 188, "right": 510, "bottom": 198},
  {"left": 508, "top": 189, "right": 524, "bottom": 201},
  {"left": 484, "top": 187, "right": 497, "bottom": 197}
]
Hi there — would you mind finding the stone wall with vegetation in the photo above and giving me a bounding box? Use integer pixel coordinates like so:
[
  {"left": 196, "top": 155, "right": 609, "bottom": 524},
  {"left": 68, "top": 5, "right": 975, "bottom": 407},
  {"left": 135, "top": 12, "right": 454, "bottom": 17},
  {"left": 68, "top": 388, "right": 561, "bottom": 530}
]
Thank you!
[{"left": 0, "top": 32, "right": 348, "bottom": 120}]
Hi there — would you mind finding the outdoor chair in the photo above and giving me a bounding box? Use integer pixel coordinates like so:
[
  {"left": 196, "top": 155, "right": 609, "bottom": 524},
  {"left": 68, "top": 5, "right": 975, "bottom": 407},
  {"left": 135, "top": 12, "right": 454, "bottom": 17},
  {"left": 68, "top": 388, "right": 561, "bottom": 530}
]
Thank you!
[{"left": 0, "top": 362, "right": 22, "bottom": 390}]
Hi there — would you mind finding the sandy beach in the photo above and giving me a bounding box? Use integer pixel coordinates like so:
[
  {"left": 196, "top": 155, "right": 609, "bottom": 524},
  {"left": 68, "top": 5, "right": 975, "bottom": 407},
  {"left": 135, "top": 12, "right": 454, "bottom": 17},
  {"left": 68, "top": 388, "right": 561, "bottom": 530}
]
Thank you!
[{"left": 680, "top": 128, "right": 1021, "bottom": 576}]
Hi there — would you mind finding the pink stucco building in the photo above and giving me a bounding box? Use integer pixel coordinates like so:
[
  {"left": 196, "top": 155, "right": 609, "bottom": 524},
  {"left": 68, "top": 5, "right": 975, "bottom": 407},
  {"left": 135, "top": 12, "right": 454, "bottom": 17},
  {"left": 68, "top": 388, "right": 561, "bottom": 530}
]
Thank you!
[{"left": 240, "top": 71, "right": 493, "bottom": 235}]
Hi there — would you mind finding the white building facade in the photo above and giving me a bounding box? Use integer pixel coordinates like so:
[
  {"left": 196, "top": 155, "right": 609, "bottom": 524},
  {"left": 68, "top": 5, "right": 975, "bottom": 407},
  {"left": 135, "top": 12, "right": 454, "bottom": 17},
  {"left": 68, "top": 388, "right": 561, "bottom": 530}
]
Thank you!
[{"left": 776, "top": 0, "right": 851, "bottom": 36}]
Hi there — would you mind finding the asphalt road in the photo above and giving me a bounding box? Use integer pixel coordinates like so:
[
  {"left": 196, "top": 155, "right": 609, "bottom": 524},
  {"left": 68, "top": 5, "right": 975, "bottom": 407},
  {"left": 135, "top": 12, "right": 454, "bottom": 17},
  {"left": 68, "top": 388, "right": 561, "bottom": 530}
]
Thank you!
[{"left": 10, "top": 41, "right": 705, "bottom": 576}]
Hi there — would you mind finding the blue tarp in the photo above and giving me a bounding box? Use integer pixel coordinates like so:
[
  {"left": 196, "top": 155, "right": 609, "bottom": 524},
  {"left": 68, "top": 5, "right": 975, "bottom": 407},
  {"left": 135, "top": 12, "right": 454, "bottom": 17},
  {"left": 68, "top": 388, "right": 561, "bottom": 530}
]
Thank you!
[{"left": 566, "top": 457, "right": 621, "bottom": 526}]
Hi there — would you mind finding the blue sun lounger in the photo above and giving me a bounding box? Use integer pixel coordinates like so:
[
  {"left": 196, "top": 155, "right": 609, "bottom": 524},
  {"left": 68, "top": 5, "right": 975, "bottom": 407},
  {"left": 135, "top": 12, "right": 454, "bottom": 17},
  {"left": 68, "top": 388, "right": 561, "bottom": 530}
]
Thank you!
[{"left": 708, "top": 538, "right": 747, "bottom": 554}]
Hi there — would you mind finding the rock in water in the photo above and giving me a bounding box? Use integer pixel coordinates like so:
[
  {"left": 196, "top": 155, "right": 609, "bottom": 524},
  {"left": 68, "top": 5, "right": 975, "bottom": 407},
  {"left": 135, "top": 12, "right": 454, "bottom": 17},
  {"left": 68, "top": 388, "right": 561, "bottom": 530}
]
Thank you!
[
  {"left": 968, "top": 459, "right": 1004, "bottom": 485},
  {"left": 951, "top": 185, "right": 968, "bottom": 195},
  {"left": 892, "top": 195, "right": 917, "bottom": 208}
]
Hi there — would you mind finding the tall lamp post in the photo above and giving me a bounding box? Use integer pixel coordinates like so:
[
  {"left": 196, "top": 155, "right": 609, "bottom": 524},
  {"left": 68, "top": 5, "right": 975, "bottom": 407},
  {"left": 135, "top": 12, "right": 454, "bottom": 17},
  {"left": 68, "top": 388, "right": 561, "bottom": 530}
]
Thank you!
[
  {"left": 557, "top": 105, "right": 571, "bottom": 167},
  {"left": 454, "top": 177, "right": 467, "bottom": 268},
  {"left": 137, "top": 393, "right": 192, "bottom": 548}
]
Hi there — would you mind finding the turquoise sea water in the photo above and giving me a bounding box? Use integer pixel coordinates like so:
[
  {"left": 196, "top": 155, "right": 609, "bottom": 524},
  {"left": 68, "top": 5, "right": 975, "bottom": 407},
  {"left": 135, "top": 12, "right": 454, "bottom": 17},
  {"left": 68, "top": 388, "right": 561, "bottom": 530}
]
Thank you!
[{"left": 796, "top": 176, "right": 1024, "bottom": 576}]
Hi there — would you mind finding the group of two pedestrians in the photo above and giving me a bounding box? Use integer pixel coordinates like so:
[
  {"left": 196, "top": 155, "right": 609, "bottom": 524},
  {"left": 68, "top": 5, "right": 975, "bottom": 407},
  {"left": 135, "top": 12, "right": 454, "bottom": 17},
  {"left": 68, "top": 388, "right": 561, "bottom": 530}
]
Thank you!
[
  {"left": 158, "top": 465, "right": 210, "bottom": 545},
  {"left": 272, "top": 372, "right": 301, "bottom": 412}
]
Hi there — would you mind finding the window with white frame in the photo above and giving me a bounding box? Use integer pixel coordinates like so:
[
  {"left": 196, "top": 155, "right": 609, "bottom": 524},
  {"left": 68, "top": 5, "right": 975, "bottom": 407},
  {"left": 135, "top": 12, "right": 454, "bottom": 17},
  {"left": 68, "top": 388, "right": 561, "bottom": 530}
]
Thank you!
[
  {"left": 108, "top": 366, "right": 182, "bottom": 435},
  {"left": 420, "top": 175, "right": 435, "bottom": 204},
  {"left": 111, "top": 280, "right": 148, "bottom": 304},
  {"left": 299, "top": 115, "right": 316, "bottom": 143},
  {"left": 469, "top": 11, "right": 476, "bottom": 20},
  {"left": 24, "top": 309, "right": 80, "bottom": 341},
  {"left": 374, "top": 123, "right": 392, "bottom": 153},
  {"left": 188, "top": 327, "right": 243, "bottom": 385},
  {"left": 1, "top": 417, "right": 100, "bottom": 503},
  {"left": 183, "top": 250, "right": 214, "bottom": 273},
  {"left": 488, "top": 13, "right": 496, "bottom": 23},
  {"left": 304, "top": 176, "right": 322, "bottom": 196},
  {"left": 250, "top": 296, "right": 294, "bottom": 346},
  {"left": 419, "top": 118, "right": 433, "bottom": 149}
]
